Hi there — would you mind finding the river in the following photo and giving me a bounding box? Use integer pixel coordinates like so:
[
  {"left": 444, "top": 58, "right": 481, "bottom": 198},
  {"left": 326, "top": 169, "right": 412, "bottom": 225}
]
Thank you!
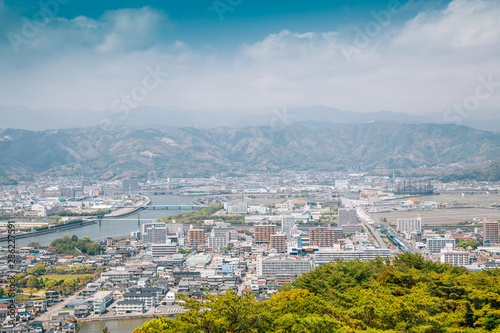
[
  {"left": 79, "top": 318, "right": 151, "bottom": 333},
  {"left": 12, "top": 194, "right": 201, "bottom": 246}
]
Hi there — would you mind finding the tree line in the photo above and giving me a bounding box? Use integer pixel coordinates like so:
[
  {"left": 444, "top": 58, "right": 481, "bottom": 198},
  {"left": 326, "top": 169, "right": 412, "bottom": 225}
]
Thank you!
[{"left": 134, "top": 253, "right": 500, "bottom": 333}]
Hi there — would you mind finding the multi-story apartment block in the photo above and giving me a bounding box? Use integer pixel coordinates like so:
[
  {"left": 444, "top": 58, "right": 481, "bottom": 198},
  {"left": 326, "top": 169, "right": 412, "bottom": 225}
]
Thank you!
[
  {"left": 397, "top": 217, "right": 422, "bottom": 233},
  {"left": 188, "top": 228, "right": 205, "bottom": 247},
  {"left": 257, "top": 255, "right": 312, "bottom": 277},
  {"left": 338, "top": 208, "right": 357, "bottom": 226},
  {"left": 427, "top": 238, "right": 456, "bottom": 253},
  {"left": 309, "top": 227, "right": 343, "bottom": 247},
  {"left": 314, "top": 248, "right": 392, "bottom": 266},
  {"left": 254, "top": 224, "right": 277, "bottom": 244},
  {"left": 141, "top": 222, "right": 167, "bottom": 244},
  {"left": 483, "top": 220, "right": 500, "bottom": 244},
  {"left": 270, "top": 234, "right": 287, "bottom": 253},
  {"left": 151, "top": 243, "right": 177, "bottom": 257}
]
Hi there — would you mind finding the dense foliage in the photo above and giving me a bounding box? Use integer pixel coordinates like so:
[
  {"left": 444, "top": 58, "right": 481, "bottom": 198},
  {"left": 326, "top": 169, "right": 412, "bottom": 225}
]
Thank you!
[
  {"left": 157, "top": 204, "right": 246, "bottom": 225},
  {"left": 50, "top": 235, "right": 104, "bottom": 255},
  {"left": 135, "top": 254, "right": 500, "bottom": 333}
]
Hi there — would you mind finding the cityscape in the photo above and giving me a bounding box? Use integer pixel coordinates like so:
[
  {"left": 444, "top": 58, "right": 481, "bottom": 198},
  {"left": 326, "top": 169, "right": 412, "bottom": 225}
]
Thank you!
[
  {"left": 1, "top": 0, "right": 500, "bottom": 332},
  {"left": 0, "top": 174, "right": 500, "bottom": 331}
]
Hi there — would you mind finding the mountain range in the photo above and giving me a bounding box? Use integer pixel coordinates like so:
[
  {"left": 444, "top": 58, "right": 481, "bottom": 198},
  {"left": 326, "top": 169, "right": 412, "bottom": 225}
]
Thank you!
[
  {"left": 1, "top": 122, "right": 499, "bottom": 180},
  {"left": 1, "top": 105, "right": 500, "bottom": 132}
]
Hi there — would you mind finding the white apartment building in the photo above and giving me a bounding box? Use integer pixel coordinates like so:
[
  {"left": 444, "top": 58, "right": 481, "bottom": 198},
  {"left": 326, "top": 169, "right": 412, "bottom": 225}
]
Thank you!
[
  {"left": 281, "top": 215, "right": 296, "bottom": 235},
  {"left": 91, "top": 291, "right": 113, "bottom": 314},
  {"left": 101, "top": 270, "right": 133, "bottom": 283},
  {"left": 141, "top": 222, "right": 167, "bottom": 244},
  {"left": 257, "top": 255, "right": 312, "bottom": 277},
  {"left": 427, "top": 238, "right": 456, "bottom": 253},
  {"left": 207, "top": 235, "right": 229, "bottom": 250},
  {"left": 151, "top": 243, "right": 177, "bottom": 257},
  {"left": 224, "top": 202, "right": 248, "bottom": 214},
  {"left": 440, "top": 250, "right": 472, "bottom": 267},
  {"left": 114, "top": 300, "right": 145, "bottom": 314},
  {"left": 314, "top": 248, "right": 392, "bottom": 266},
  {"left": 397, "top": 217, "right": 422, "bottom": 233}
]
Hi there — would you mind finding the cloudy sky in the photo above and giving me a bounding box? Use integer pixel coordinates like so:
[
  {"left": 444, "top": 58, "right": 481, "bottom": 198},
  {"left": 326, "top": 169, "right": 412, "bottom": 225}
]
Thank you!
[{"left": 0, "top": 0, "right": 499, "bottom": 114}]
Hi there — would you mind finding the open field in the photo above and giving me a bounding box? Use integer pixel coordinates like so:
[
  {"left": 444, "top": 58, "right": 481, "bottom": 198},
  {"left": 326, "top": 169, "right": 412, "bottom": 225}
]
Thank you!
[
  {"left": 373, "top": 208, "right": 500, "bottom": 226},
  {"left": 42, "top": 274, "right": 90, "bottom": 281}
]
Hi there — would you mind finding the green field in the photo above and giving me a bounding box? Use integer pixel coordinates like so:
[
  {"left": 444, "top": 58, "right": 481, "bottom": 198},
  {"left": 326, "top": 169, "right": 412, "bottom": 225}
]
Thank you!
[{"left": 42, "top": 274, "right": 90, "bottom": 281}]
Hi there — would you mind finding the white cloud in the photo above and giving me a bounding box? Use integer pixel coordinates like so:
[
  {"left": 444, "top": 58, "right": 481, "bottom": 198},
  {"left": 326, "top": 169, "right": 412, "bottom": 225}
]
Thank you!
[{"left": 0, "top": 0, "right": 499, "bottom": 115}]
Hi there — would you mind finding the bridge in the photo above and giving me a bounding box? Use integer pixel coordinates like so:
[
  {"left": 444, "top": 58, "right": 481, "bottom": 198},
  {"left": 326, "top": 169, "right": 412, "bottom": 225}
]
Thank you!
[{"left": 113, "top": 205, "right": 205, "bottom": 210}]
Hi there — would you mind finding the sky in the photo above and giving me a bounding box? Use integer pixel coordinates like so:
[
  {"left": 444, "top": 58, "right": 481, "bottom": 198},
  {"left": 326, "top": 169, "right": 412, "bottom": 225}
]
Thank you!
[{"left": 0, "top": 0, "right": 499, "bottom": 115}]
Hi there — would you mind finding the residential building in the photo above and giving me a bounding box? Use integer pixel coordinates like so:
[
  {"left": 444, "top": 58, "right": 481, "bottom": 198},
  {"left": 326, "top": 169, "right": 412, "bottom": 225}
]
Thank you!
[
  {"left": 91, "top": 291, "right": 113, "bottom": 315},
  {"left": 257, "top": 255, "right": 312, "bottom": 277},
  {"left": 397, "top": 217, "right": 422, "bottom": 233},
  {"left": 141, "top": 222, "right": 167, "bottom": 244},
  {"left": 281, "top": 215, "right": 295, "bottom": 235},
  {"left": 212, "top": 224, "right": 238, "bottom": 241},
  {"left": 224, "top": 202, "right": 248, "bottom": 214},
  {"left": 427, "top": 238, "right": 456, "bottom": 253},
  {"left": 483, "top": 220, "right": 500, "bottom": 244},
  {"left": 123, "top": 292, "right": 157, "bottom": 309},
  {"left": 270, "top": 234, "right": 287, "bottom": 253},
  {"left": 207, "top": 235, "right": 229, "bottom": 250},
  {"left": 309, "top": 227, "right": 342, "bottom": 247},
  {"left": 114, "top": 300, "right": 145, "bottom": 314},
  {"left": 254, "top": 225, "right": 277, "bottom": 244},
  {"left": 151, "top": 244, "right": 177, "bottom": 257},
  {"left": 338, "top": 208, "right": 357, "bottom": 226},
  {"left": 440, "top": 246, "right": 473, "bottom": 267},
  {"left": 188, "top": 228, "right": 205, "bottom": 247},
  {"left": 314, "top": 248, "right": 392, "bottom": 266},
  {"left": 341, "top": 224, "right": 362, "bottom": 235},
  {"left": 101, "top": 270, "right": 133, "bottom": 283}
]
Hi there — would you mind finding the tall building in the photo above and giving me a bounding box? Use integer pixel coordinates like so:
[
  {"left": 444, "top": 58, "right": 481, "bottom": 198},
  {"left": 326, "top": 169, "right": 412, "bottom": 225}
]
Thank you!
[
  {"left": 427, "top": 238, "right": 456, "bottom": 253},
  {"left": 207, "top": 235, "right": 229, "bottom": 250},
  {"left": 165, "top": 222, "right": 184, "bottom": 235},
  {"left": 188, "top": 229, "right": 205, "bottom": 248},
  {"left": 122, "top": 179, "right": 140, "bottom": 191},
  {"left": 254, "top": 224, "right": 277, "bottom": 244},
  {"left": 224, "top": 202, "right": 248, "bottom": 214},
  {"left": 281, "top": 215, "right": 295, "bottom": 235},
  {"left": 141, "top": 222, "right": 167, "bottom": 244},
  {"left": 338, "top": 208, "right": 357, "bottom": 226},
  {"left": 397, "top": 217, "right": 422, "bottom": 233},
  {"left": 270, "top": 234, "right": 287, "bottom": 253},
  {"left": 212, "top": 224, "right": 238, "bottom": 241},
  {"left": 257, "top": 255, "right": 312, "bottom": 277},
  {"left": 309, "top": 227, "right": 343, "bottom": 247},
  {"left": 483, "top": 220, "right": 500, "bottom": 244}
]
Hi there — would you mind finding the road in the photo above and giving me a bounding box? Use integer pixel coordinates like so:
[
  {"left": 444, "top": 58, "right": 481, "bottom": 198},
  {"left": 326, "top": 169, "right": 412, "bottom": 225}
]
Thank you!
[{"left": 35, "top": 291, "right": 81, "bottom": 324}]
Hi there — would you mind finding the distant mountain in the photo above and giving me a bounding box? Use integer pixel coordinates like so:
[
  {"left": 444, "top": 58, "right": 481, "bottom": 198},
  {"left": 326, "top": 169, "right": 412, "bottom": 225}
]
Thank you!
[
  {"left": 0, "top": 105, "right": 451, "bottom": 131},
  {"left": 0, "top": 122, "right": 499, "bottom": 179}
]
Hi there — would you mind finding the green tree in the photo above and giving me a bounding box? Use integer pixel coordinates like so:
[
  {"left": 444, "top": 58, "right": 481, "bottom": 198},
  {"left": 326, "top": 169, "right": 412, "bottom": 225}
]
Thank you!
[
  {"left": 27, "top": 276, "right": 40, "bottom": 289},
  {"left": 28, "top": 264, "right": 46, "bottom": 276}
]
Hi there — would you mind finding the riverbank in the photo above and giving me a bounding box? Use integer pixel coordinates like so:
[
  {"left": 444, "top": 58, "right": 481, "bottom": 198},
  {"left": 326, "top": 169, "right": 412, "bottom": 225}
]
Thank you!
[
  {"left": 104, "top": 196, "right": 152, "bottom": 219},
  {"left": 0, "top": 219, "right": 97, "bottom": 243}
]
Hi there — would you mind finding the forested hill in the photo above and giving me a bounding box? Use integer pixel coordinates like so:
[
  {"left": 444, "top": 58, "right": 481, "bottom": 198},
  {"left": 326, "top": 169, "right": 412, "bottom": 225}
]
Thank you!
[
  {"left": 135, "top": 254, "right": 500, "bottom": 333},
  {"left": 0, "top": 122, "right": 499, "bottom": 180}
]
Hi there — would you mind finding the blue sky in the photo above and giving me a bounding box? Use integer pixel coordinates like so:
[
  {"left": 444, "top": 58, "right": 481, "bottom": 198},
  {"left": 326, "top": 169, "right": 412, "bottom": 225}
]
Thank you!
[{"left": 0, "top": 0, "right": 499, "bottom": 115}]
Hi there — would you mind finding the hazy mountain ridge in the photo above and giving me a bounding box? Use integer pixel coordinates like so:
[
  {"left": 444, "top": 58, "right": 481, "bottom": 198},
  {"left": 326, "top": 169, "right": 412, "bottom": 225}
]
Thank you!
[
  {"left": 0, "top": 122, "right": 499, "bottom": 179},
  {"left": 2, "top": 105, "right": 500, "bottom": 131}
]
